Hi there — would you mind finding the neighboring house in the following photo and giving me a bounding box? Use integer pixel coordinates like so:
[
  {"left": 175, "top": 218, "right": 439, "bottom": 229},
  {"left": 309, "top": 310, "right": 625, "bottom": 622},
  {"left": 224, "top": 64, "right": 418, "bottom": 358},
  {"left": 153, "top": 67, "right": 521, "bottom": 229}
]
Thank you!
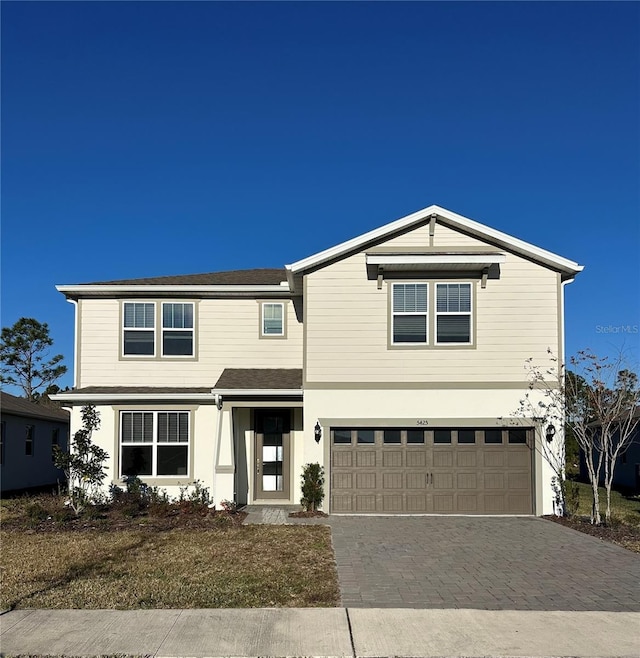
[
  {"left": 1, "top": 392, "right": 69, "bottom": 494},
  {"left": 580, "top": 408, "right": 640, "bottom": 493},
  {"left": 53, "top": 205, "right": 583, "bottom": 515}
]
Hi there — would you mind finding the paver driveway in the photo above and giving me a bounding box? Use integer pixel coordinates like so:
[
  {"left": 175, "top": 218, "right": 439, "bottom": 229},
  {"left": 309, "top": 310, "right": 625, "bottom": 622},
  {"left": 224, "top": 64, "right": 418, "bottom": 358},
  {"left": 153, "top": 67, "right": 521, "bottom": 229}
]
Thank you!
[{"left": 328, "top": 516, "right": 640, "bottom": 610}]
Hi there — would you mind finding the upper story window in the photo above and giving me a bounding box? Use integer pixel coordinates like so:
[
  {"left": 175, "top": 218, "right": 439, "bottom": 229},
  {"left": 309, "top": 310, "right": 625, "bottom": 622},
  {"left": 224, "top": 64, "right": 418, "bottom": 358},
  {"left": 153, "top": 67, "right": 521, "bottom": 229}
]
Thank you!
[
  {"left": 436, "top": 283, "right": 472, "bottom": 344},
  {"left": 392, "top": 283, "right": 428, "bottom": 344},
  {"left": 123, "top": 302, "right": 155, "bottom": 356},
  {"left": 162, "top": 303, "right": 194, "bottom": 356},
  {"left": 261, "top": 302, "right": 285, "bottom": 337}
]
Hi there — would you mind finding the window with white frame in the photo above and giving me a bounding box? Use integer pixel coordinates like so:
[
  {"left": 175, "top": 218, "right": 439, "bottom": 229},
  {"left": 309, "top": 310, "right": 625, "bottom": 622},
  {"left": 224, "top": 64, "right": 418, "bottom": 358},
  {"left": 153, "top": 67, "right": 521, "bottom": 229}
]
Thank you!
[
  {"left": 392, "top": 283, "right": 428, "bottom": 344},
  {"left": 261, "top": 302, "right": 284, "bottom": 337},
  {"left": 120, "top": 411, "right": 189, "bottom": 477},
  {"left": 436, "top": 283, "right": 472, "bottom": 344},
  {"left": 123, "top": 303, "right": 155, "bottom": 356},
  {"left": 162, "top": 303, "right": 194, "bottom": 356}
]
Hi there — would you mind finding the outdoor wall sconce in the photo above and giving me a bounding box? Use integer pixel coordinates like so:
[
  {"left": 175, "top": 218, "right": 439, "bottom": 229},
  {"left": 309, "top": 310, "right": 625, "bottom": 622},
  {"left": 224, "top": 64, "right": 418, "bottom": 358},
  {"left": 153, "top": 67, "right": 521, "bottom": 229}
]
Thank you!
[
  {"left": 545, "top": 423, "right": 556, "bottom": 443},
  {"left": 314, "top": 421, "right": 322, "bottom": 443}
]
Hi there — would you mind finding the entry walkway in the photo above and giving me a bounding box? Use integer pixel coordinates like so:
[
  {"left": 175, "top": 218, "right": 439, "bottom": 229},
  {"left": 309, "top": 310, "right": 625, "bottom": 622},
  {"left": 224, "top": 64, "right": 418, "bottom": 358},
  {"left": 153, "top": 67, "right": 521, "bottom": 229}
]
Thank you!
[{"left": 2, "top": 608, "right": 639, "bottom": 657}]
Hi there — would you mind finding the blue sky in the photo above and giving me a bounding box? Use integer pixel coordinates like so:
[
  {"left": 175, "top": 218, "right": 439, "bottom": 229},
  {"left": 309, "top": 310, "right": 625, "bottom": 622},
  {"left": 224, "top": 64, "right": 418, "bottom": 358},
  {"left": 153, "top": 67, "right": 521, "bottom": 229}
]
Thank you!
[{"left": 2, "top": 1, "right": 639, "bottom": 392}]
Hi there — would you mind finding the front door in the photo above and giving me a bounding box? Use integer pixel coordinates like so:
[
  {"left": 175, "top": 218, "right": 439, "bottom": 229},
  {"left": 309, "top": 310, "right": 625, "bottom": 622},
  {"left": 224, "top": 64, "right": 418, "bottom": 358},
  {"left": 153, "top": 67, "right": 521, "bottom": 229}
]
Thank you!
[{"left": 255, "top": 410, "right": 290, "bottom": 500}]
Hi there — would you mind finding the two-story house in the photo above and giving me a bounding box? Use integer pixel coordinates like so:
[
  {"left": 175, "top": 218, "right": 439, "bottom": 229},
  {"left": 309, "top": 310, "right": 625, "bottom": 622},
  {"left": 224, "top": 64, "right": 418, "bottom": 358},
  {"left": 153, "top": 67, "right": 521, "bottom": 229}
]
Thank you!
[{"left": 53, "top": 205, "right": 582, "bottom": 515}]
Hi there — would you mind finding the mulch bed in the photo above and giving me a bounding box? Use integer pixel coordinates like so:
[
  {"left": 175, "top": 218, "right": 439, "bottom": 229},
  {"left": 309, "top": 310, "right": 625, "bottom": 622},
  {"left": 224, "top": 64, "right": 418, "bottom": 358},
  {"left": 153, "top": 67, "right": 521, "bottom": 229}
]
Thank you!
[{"left": 545, "top": 515, "right": 640, "bottom": 553}]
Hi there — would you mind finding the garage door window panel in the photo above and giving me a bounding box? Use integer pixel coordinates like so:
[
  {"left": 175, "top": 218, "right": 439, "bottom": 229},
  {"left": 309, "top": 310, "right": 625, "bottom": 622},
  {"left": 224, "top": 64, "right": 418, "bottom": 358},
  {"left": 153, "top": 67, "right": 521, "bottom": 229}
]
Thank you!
[
  {"left": 434, "top": 429, "right": 452, "bottom": 444},
  {"left": 458, "top": 429, "right": 476, "bottom": 444},
  {"left": 357, "top": 429, "right": 375, "bottom": 444},
  {"left": 484, "top": 429, "right": 503, "bottom": 444},
  {"left": 333, "top": 429, "right": 352, "bottom": 445},
  {"left": 383, "top": 429, "right": 401, "bottom": 444}
]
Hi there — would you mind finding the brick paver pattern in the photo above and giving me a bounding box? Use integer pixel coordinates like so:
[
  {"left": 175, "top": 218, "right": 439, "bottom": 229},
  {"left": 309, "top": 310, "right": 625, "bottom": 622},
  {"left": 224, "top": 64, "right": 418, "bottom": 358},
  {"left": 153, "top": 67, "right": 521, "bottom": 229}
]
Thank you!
[{"left": 327, "top": 516, "right": 640, "bottom": 611}]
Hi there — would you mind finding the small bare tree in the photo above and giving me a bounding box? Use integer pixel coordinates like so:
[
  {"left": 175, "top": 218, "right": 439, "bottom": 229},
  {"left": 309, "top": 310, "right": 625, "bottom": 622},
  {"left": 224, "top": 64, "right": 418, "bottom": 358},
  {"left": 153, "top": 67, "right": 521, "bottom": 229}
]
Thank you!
[{"left": 519, "top": 349, "right": 639, "bottom": 525}]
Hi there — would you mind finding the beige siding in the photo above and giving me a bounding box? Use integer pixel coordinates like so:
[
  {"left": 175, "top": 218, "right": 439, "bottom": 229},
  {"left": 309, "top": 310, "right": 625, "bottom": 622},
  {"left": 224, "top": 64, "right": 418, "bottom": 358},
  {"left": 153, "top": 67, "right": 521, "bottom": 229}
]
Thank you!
[
  {"left": 78, "top": 298, "right": 303, "bottom": 387},
  {"left": 305, "top": 240, "right": 559, "bottom": 383},
  {"left": 433, "top": 222, "right": 494, "bottom": 248}
]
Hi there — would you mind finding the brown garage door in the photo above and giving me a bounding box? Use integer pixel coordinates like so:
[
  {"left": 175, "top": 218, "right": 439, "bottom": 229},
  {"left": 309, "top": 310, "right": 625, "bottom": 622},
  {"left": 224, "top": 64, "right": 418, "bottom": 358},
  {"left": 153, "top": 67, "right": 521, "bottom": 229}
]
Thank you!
[{"left": 331, "top": 427, "right": 533, "bottom": 514}]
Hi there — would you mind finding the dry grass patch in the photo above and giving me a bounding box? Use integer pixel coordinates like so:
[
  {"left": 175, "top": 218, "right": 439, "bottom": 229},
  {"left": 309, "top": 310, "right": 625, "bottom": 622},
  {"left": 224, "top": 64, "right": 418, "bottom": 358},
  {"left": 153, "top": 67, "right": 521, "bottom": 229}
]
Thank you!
[{"left": 1, "top": 525, "right": 339, "bottom": 609}]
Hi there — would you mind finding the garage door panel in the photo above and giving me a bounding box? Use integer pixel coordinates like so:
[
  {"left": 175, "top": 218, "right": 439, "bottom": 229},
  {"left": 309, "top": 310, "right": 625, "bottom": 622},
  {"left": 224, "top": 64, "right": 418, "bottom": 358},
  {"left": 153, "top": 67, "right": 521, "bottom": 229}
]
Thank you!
[
  {"left": 457, "top": 472, "right": 477, "bottom": 489},
  {"left": 508, "top": 472, "right": 531, "bottom": 490},
  {"left": 406, "top": 494, "right": 428, "bottom": 511},
  {"left": 406, "top": 451, "right": 427, "bottom": 467},
  {"left": 433, "top": 451, "right": 453, "bottom": 467},
  {"left": 356, "top": 451, "right": 376, "bottom": 467},
  {"left": 433, "top": 494, "right": 454, "bottom": 512},
  {"left": 507, "top": 494, "right": 531, "bottom": 514},
  {"left": 333, "top": 451, "right": 352, "bottom": 467},
  {"left": 355, "top": 495, "right": 376, "bottom": 512},
  {"left": 484, "top": 452, "right": 504, "bottom": 467},
  {"left": 333, "top": 472, "right": 353, "bottom": 490},
  {"left": 508, "top": 451, "right": 529, "bottom": 467},
  {"left": 433, "top": 473, "right": 453, "bottom": 489},
  {"left": 356, "top": 472, "right": 376, "bottom": 489},
  {"left": 383, "top": 451, "right": 403, "bottom": 467},
  {"left": 382, "top": 495, "right": 403, "bottom": 511},
  {"left": 485, "top": 472, "right": 505, "bottom": 489},
  {"left": 332, "top": 494, "right": 352, "bottom": 512},
  {"left": 406, "top": 472, "right": 428, "bottom": 489},
  {"left": 457, "top": 451, "right": 476, "bottom": 467},
  {"left": 458, "top": 494, "right": 478, "bottom": 512},
  {"left": 383, "top": 472, "right": 403, "bottom": 489},
  {"left": 485, "top": 494, "right": 505, "bottom": 513}
]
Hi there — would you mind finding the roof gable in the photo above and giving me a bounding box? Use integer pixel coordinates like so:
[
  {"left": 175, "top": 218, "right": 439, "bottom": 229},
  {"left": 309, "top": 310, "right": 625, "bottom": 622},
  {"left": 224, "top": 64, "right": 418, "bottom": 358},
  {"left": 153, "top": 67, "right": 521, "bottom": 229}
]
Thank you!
[{"left": 285, "top": 205, "right": 583, "bottom": 281}]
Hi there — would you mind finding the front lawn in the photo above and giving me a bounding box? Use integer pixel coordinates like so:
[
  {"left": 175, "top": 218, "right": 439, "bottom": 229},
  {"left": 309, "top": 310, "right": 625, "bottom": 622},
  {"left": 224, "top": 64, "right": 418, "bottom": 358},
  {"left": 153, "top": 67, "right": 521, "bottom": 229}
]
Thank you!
[{"left": 0, "top": 495, "right": 339, "bottom": 610}]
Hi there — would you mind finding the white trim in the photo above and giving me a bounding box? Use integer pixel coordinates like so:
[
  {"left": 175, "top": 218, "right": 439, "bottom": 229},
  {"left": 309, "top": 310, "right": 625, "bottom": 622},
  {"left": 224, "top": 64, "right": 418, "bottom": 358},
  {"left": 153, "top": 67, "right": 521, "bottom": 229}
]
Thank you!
[
  {"left": 67, "top": 298, "right": 79, "bottom": 388},
  {"left": 51, "top": 392, "right": 213, "bottom": 402},
  {"left": 57, "top": 284, "right": 291, "bottom": 296},
  {"left": 367, "top": 253, "right": 507, "bottom": 266},
  {"left": 210, "top": 389, "right": 303, "bottom": 397},
  {"left": 286, "top": 205, "right": 583, "bottom": 276}
]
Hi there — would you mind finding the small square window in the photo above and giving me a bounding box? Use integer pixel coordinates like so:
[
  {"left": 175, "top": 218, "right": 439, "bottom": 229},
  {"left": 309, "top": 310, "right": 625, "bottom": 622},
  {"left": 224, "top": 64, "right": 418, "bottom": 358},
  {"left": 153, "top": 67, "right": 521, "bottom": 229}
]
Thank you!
[
  {"left": 508, "top": 429, "right": 527, "bottom": 444},
  {"left": 357, "top": 429, "right": 375, "bottom": 444},
  {"left": 333, "top": 429, "right": 351, "bottom": 444},
  {"left": 406, "top": 429, "right": 425, "bottom": 444},
  {"left": 434, "top": 430, "right": 452, "bottom": 444},
  {"left": 383, "top": 429, "right": 401, "bottom": 444},
  {"left": 484, "top": 429, "right": 502, "bottom": 444},
  {"left": 458, "top": 430, "right": 476, "bottom": 444}
]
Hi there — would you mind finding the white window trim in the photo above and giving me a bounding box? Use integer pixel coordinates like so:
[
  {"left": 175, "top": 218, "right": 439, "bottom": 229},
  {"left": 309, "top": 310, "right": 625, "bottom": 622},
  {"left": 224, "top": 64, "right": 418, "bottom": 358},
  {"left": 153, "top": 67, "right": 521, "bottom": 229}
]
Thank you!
[
  {"left": 122, "top": 302, "right": 157, "bottom": 358},
  {"left": 435, "top": 282, "right": 473, "bottom": 346},
  {"left": 161, "top": 302, "right": 195, "bottom": 357},
  {"left": 260, "top": 301, "right": 286, "bottom": 338},
  {"left": 119, "top": 410, "right": 190, "bottom": 478},
  {"left": 391, "top": 282, "right": 429, "bottom": 345}
]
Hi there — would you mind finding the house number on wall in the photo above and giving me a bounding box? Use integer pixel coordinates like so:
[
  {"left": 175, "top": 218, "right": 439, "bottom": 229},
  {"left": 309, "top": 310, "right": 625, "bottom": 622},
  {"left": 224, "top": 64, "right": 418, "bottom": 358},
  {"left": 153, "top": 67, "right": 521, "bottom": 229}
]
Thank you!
[{"left": 416, "top": 419, "right": 429, "bottom": 426}]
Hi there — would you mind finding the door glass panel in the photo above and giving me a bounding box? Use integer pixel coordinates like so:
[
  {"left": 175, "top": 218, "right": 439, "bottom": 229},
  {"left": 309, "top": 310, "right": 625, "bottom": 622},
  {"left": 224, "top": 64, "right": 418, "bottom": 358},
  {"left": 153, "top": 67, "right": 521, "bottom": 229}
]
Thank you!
[
  {"left": 458, "top": 430, "right": 476, "bottom": 444},
  {"left": 434, "top": 430, "right": 452, "bottom": 444},
  {"left": 357, "top": 429, "right": 375, "bottom": 444},
  {"left": 262, "top": 423, "right": 284, "bottom": 491},
  {"left": 407, "top": 430, "right": 425, "bottom": 444}
]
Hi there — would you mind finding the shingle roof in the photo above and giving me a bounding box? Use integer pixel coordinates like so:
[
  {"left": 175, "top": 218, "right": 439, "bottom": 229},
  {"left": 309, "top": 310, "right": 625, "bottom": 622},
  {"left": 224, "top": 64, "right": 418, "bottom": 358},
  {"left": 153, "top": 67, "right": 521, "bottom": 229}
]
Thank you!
[
  {"left": 214, "top": 369, "right": 303, "bottom": 390},
  {"left": 86, "top": 269, "right": 287, "bottom": 286},
  {"left": 1, "top": 392, "right": 70, "bottom": 422}
]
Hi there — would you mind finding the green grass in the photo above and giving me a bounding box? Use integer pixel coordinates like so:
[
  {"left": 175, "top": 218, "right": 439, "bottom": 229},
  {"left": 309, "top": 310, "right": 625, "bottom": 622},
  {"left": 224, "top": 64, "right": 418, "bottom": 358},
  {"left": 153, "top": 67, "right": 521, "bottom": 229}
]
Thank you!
[
  {"left": 570, "top": 480, "right": 640, "bottom": 524},
  {"left": 0, "top": 525, "right": 339, "bottom": 610}
]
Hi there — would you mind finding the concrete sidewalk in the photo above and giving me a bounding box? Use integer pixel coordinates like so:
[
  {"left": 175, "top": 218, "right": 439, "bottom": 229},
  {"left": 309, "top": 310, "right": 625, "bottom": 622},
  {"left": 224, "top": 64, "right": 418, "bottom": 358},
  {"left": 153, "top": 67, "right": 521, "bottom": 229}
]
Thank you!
[{"left": 2, "top": 608, "right": 639, "bottom": 657}]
